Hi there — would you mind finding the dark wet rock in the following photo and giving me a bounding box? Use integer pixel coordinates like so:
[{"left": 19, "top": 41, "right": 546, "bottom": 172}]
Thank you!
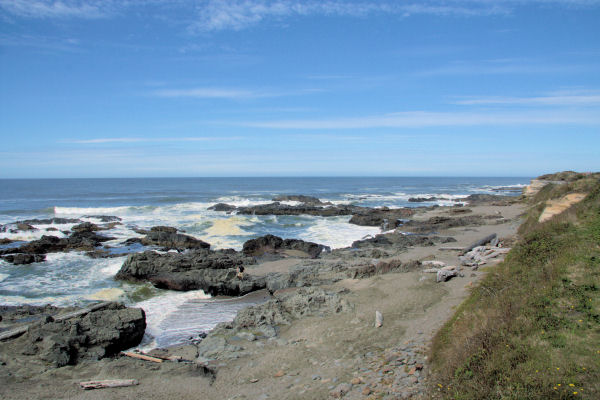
[
  {"left": 272, "top": 195, "right": 329, "bottom": 205},
  {"left": 0, "top": 303, "right": 145, "bottom": 369},
  {"left": 0, "top": 238, "right": 13, "bottom": 245},
  {"left": 140, "top": 226, "right": 210, "bottom": 251},
  {"left": 236, "top": 202, "right": 357, "bottom": 217},
  {"left": 463, "top": 194, "right": 513, "bottom": 204},
  {"left": 46, "top": 227, "right": 59, "bottom": 231},
  {"left": 401, "top": 215, "right": 486, "bottom": 233},
  {"left": 207, "top": 203, "right": 238, "bottom": 212},
  {"left": 347, "top": 260, "right": 422, "bottom": 279},
  {"left": 116, "top": 249, "right": 259, "bottom": 295},
  {"left": 83, "top": 215, "right": 122, "bottom": 222},
  {"left": 20, "top": 218, "right": 81, "bottom": 225},
  {"left": 348, "top": 207, "right": 415, "bottom": 229},
  {"left": 242, "top": 234, "right": 328, "bottom": 259},
  {"left": 1, "top": 253, "right": 46, "bottom": 265},
  {"left": 71, "top": 222, "right": 102, "bottom": 232},
  {"left": 16, "top": 223, "right": 37, "bottom": 231},
  {"left": 351, "top": 232, "right": 456, "bottom": 249},
  {"left": 150, "top": 226, "right": 178, "bottom": 234},
  {"left": 122, "top": 237, "right": 143, "bottom": 245},
  {"left": 0, "top": 231, "right": 115, "bottom": 258}
]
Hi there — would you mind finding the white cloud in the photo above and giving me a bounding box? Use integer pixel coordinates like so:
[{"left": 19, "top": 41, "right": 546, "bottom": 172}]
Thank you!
[
  {"left": 152, "top": 87, "right": 264, "bottom": 99},
  {"left": 0, "top": 0, "right": 109, "bottom": 19},
  {"left": 238, "top": 110, "right": 600, "bottom": 129},
  {"left": 65, "top": 136, "right": 241, "bottom": 144},
  {"left": 2, "top": 0, "right": 598, "bottom": 24},
  {"left": 454, "top": 91, "right": 600, "bottom": 106}
]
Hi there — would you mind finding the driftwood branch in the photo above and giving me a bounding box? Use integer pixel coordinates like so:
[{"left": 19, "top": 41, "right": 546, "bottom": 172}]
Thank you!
[
  {"left": 121, "top": 351, "right": 163, "bottom": 363},
  {"left": 461, "top": 233, "right": 497, "bottom": 255},
  {"left": 79, "top": 379, "right": 138, "bottom": 390}
]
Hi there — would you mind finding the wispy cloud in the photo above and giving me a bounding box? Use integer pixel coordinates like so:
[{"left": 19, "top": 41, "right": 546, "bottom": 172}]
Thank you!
[
  {"left": 0, "top": 0, "right": 109, "bottom": 19},
  {"left": 2, "top": 1, "right": 599, "bottom": 26},
  {"left": 152, "top": 87, "right": 264, "bottom": 99},
  {"left": 415, "top": 58, "right": 595, "bottom": 77},
  {"left": 151, "top": 86, "right": 324, "bottom": 99},
  {"left": 190, "top": 1, "right": 504, "bottom": 32},
  {"left": 191, "top": 0, "right": 600, "bottom": 31},
  {"left": 454, "top": 91, "right": 600, "bottom": 106},
  {"left": 65, "top": 136, "right": 241, "bottom": 144},
  {"left": 238, "top": 110, "right": 600, "bottom": 130}
]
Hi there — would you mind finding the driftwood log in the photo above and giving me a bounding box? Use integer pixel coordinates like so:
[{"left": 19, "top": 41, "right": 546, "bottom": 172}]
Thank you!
[
  {"left": 121, "top": 351, "right": 163, "bottom": 363},
  {"left": 79, "top": 379, "right": 138, "bottom": 390},
  {"left": 461, "top": 233, "right": 497, "bottom": 255}
]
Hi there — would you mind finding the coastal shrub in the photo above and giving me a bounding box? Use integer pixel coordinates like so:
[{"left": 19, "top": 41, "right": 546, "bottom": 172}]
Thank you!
[{"left": 429, "top": 174, "right": 600, "bottom": 399}]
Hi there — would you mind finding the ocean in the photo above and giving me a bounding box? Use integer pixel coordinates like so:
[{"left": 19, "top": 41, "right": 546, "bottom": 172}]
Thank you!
[{"left": 0, "top": 177, "right": 529, "bottom": 348}]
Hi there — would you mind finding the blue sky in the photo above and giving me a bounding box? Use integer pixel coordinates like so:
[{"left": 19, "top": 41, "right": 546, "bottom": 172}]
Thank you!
[{"left": 0, "top": 0, "right": 599, "bottom": 178}]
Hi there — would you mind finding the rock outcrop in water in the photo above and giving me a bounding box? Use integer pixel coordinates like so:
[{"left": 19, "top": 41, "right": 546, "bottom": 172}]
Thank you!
[
  {"left": 0, "top": 231, "right": 116, "bottom": 265},
  {"left": 139, "top": 226, "right": 211, "bottom": 251},
  {"left": 115, "top": 249, "right": 260, "bottom": 295},
  {"left": 0, "top": 303, "right": 145, "bottom": 369},
  {"left": 242, "top": 234, "right": 329, "bottom": 259},
  {"left": 209, "top": 200, "right": 420, "bottom": 229},
  {"left": 271, "top": 195, "right": 330, "bottom": 205}
]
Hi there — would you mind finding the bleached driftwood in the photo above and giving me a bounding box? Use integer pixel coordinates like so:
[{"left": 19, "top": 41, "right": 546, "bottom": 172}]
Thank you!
[
  {"left": 121, "top": 352, "right": 163, "bottom": 363},
  {"left": 461, "top": 233, "right": 497, "bottom": 254},
  {"left": 79, "top": 379, "right": 138, "bottom": 390}
]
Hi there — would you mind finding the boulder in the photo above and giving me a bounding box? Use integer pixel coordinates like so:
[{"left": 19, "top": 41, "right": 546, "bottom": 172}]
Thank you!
[
  {"left": 140, "top": 226, "right": 210, "bottom": 251},
  {"left": 348, "top": 207, "right": 415, "bottom": 229},
  {"left": 272, "top": 195, "right": 327, "bottom": 205},
  {"left": 16, "top": 223, "right": 37, "bottom": 231},
  {"left": 242, "top": 234, "right": 327, "bottom": 259},
  {"left": 207, "top": 203, "right": 237, "bottom": 212},
  {"left": 71, "top": 222, "right": 102, "bottom": 232},
  {"left": 1, "top": 303, "right": 145, "bottom": 369},
  {"left": 1, "top": 253, "right": 46, "bottom": 265},
  {"left": 115, "top": 250, "right": 260, "bottom": 295}
]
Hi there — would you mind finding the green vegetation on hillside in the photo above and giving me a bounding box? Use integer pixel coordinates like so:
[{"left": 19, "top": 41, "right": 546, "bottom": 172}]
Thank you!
[{"left": 429, "top": 173, "right": 600, "bottom": 399}]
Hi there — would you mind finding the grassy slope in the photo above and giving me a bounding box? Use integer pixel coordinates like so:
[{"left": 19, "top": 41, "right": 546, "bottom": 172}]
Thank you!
[{"left": 429, "top": 174, "right": 600, "bottom": 399}]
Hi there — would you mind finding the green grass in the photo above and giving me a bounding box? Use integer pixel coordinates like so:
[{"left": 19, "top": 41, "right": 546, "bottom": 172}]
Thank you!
[{"left": 429, "top": 174, "right": 600, "bottom": 399}]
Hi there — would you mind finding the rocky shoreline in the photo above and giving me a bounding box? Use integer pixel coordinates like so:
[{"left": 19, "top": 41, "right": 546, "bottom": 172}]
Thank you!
[{"left": 0, "top": 191, "right": 524, "bottom": 399}]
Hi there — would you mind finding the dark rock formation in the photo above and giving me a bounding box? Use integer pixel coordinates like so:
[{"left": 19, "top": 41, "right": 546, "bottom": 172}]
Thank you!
[
  {"left": 0, "top": 231, "right": 116, "bottom": 263},
  {"left": 1, "top": 253, "right": 46, "bottom": 265},
  {"left": 242, "top": 234, "right": 328, "bottom": 259},
  {"left": 20, "top": 218, "right": 81, "bottom": 225},
  {"left": 347, "top": 259, "right": 422, "bottom": 279},
  {"left": 236, "top": 202, "right": 357, "bottom": 217},
  {"left": 348, "top": 207, "right": 415, "bottom": 229},
  {"left": 140, "top": 226, "right": 210, "bottom": 251},
  {"left": 0, "top": 303, "right": 145, "bottom": 368},
  {"left": 463, "top": 194, "right": 512, "bottom": 204},
  {"left": 115, "top": 249, "right": 259, "bottom": 295},
  {"left": 401, "top": 215, "right": 486, "bottom": 233},
  {"left": 207, "top": 203, "right": 237, "bottom": 212},
  {"left": 272, "top": 195, "right": 328, "bottom": 205},
  {"left": 71, "top": 222, "right": 102, "bottom": 232},
  {"left": 351, "top": 232, "right": 456, "bottom": 249},
  {"left": 83, "top": 215, "right": 122, "bottom": 222}
]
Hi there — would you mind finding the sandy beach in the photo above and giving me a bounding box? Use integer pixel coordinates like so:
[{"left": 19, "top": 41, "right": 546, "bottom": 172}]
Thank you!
[{"left": 1, "top": 198, "right": 526, "bottom": 400}]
